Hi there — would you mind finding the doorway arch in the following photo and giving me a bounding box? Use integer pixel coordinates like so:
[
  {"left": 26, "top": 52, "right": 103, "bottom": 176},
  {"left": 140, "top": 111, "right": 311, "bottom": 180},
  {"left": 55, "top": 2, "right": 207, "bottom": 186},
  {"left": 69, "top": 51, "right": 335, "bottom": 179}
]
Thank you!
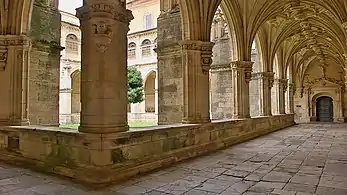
[{"left": 316, "top": 96, "right": 333, "bottom": 122}]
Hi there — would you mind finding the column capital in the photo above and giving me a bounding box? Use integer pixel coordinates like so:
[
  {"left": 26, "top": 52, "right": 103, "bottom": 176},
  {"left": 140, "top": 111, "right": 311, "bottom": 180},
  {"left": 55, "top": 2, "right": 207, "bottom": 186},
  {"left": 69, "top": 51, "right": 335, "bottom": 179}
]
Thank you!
[
  {"left": 76, "top": 1, "right": 133, "bottom": 24},
  {"left": 179, "top": 40, "right": 215, "bottom": 74},
  {"left": 231, "top": 61, "right": 253, "bottom": 83}
]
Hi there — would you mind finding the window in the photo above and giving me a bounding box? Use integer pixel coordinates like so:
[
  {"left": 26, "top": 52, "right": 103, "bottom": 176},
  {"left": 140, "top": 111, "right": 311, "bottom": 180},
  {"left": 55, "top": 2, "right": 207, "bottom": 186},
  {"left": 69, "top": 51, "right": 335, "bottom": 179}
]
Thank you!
[
  {"left": 128, "top": 42, "right": 136, "bottom": 59},
  {"left": 144, "top": 14, "right": 152, "bottom": 30},
  {"left": 65, "top": 34, "right": 79, "bottom": 54},
  {"left": 141, "top": 39, "right": 152, "bottom": 57}
]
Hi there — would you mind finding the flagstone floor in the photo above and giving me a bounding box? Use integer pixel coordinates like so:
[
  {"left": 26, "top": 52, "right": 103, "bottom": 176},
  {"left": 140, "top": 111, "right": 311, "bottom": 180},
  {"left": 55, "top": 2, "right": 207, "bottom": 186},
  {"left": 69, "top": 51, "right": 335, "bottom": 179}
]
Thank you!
[{"left": 1, "top": 123, "right": 347, "bottom": 195}]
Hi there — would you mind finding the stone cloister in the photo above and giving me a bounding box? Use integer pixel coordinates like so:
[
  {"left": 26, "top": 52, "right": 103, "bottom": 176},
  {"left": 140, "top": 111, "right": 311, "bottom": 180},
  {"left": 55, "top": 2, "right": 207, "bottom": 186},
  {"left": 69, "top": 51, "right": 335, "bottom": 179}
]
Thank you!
[{"left": 0, "top": 0, "right": 346, "bottom": 186}]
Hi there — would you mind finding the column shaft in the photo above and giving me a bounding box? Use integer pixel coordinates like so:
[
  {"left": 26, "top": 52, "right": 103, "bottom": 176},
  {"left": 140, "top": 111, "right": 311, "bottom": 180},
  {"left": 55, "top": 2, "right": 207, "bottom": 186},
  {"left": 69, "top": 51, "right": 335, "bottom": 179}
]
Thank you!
[
  {"left": 254, "top": 72, "right": 274, "bottom": 116},
  {"left": 76, "top": 1, "right": 133, "bottom": 133},
  {"left": 181, "top": 41, "right": 214, "bottom": 124},
  {"left": 231, "top": 61, "right": 253, "bottom": 119},
  {"left": 287, "top": 83, "right": 295, "bottom": 114},
  {"left": 273, "top": 79, "right": 288, "bottom": 115},
  {"left": 0, "top": 35, "right": 30, "bottom": 126}
]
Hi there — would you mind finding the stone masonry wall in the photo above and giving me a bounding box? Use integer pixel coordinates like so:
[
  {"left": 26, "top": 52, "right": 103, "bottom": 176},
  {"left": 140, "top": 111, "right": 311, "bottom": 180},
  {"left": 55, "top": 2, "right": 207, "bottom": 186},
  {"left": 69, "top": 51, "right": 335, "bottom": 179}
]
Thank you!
[
  {"left": 0, "top": 114, "right": 295, "bottom": 184},
  {"left": 29, "top": 1, "right": 62, "bottom": 125},
  {"left": 210, "top": 37, "right": 233, "bottom": 120}
]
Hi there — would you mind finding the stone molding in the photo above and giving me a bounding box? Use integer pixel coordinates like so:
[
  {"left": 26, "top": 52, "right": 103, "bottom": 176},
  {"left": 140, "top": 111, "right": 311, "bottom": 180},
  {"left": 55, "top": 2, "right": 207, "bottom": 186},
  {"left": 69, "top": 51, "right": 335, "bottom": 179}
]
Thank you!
[
  {"left": 210, "top": 64, "right": 232, "bottom": 72},
  {"left": 253, "top": 72, "right": 275, "bottom": 88}
]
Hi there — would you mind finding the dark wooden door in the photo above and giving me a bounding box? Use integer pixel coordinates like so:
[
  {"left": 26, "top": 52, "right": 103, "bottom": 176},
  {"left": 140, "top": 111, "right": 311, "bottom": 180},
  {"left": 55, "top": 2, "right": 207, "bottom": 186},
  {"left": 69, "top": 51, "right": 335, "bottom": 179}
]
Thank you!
[{"left": 316, "top": 97, "right": 333, "bottom": 122}]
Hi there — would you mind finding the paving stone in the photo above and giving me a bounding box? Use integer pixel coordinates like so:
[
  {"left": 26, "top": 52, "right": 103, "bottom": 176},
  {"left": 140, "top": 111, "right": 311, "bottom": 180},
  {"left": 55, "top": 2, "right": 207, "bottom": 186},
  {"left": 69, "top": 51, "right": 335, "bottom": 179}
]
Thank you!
[
  {"left": 283, "top": 183, "right": 317, "bottom": 194},
  {"left": 316, "top": 186, "right": 347, "bottom": 195},
  {"left": 262, "top": 171, "right": 293, "bottom": 183},
  {"left": 289, "top": 173, "right": 320, "bottom": 185},
  {"left": 248, "top": 181, "right": 286, "bottom": 193},
  {"left": 270, "top": 189, "right": 296, "bottom": 195}
]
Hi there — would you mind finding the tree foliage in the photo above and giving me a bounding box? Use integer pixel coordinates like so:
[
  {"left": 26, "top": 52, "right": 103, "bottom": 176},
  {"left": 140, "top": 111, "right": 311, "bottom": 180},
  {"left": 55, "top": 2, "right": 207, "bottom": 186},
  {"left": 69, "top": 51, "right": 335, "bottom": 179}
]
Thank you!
[{"left": 128, "top": 67, "right": 144, "bottom": 104}]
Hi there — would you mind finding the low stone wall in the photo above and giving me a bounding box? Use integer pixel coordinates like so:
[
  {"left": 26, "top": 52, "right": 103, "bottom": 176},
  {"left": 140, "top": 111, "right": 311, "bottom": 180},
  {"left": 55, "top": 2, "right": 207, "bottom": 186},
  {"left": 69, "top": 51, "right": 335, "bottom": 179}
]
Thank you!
[
  {"left": 0, "top": 114, "right": 294, "bottom": 185},
  {"left": 128, "top": 113, "right": 158, "bottom": 123}
]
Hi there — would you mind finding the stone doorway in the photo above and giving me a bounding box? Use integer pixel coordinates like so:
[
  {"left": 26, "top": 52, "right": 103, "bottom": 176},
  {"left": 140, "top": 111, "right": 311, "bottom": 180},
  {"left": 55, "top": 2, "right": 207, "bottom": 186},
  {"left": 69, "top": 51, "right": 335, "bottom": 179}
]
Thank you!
[{"left": 316, "top": 96, "right": 333, "bottom": 122}]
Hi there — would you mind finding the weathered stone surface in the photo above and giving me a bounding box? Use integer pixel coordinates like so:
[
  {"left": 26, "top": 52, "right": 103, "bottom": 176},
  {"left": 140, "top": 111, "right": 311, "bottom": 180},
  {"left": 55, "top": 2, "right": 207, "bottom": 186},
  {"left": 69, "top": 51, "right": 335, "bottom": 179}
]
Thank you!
[
  {"left": 0, "top": 123, "right": 346, "bottom": 194},
  {"left": 29, "top": 1, "right": 62, "bottom": 126}
]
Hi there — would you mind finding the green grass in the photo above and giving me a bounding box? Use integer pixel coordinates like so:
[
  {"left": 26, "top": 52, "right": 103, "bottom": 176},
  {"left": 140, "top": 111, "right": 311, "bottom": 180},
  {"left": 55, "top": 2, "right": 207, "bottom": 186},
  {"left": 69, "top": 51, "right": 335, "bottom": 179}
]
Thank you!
[{"left": 59, "top": 122, "right": 157, "bottom": 129}]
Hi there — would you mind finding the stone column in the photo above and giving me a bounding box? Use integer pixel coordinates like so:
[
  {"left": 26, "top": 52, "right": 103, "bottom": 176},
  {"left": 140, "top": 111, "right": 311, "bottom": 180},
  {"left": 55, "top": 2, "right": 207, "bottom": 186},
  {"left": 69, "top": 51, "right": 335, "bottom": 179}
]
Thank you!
[
  {"left": 76, "top": 1, "right": 133, "bottom": 133},
  {"left": 156, "top": 9, "right": 183, "bottom": 125},
  {"left": 231, "top": 61, "right": 253, "bottom": 119},
  {"left": 273, "top": 79, "right": 288, "bottom": 115},
  {"left": 254, "top": 72, "right": 274, "bottom": 116},
  {"left": 0, "top": 36, "right": 30, "bottom": 126},
  {"left": 287, "top": 83, "right": 295, "bottom": 114},
  {"left": 180, "top": 41, "right": 214, "bottom": 124}
]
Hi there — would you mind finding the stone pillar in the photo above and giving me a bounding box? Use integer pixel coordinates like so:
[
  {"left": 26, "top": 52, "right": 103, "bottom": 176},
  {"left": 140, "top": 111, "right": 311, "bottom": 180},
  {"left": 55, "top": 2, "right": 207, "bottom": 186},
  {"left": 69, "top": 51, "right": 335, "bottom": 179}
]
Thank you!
[
  {"left": 273, "top": 79, "right": 288, "bottom": 115},
  {"left": 76, "top": 1, "right": 133, "bottom": 133},
  {"left": 0, "top": 36, "right": 30, "bottom": 126},
  {"left": 29, "top": 0, "right": 62, "bottom": 126},
  {"left": 156, "top": 9, "right": 183, "bottom": 125},
  {"left": 287, "top": 83, "right": 295, "bottom": 114},
  {"left": 154, "top": 73, "right": 159, "bottom": 115},
  {"left": 254, "top": 72, "right": 274, "bottom": 116},
  {"left": 180, "top": 41, "right": 214, "bottom": 124},
  {"left": 231, "top": 61, "right": 253, "bottom": 119}
]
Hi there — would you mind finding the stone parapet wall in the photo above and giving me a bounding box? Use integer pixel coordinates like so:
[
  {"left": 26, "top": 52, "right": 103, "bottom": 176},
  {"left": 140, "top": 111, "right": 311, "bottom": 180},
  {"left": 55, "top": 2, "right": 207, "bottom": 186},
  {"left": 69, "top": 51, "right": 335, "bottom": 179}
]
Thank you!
[{"left": 0, "top": 114, "right": 294, "bottom": 185}]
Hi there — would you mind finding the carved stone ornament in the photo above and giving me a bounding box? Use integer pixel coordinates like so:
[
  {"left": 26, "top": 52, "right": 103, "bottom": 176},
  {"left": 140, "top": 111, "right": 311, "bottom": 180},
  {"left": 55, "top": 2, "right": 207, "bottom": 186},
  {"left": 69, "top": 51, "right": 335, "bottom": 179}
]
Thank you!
[
  {"left": 180, "top": 41, "right": 214, "bottom": 74},
  {"left": 92, "top": 21, "right": 113, "bottom": 52},
  {"left": 0, "top": 49, "right": 8, "bottom": 71},
  {"left": 231, "top": 61, "right": 254, "bottom": 83}
]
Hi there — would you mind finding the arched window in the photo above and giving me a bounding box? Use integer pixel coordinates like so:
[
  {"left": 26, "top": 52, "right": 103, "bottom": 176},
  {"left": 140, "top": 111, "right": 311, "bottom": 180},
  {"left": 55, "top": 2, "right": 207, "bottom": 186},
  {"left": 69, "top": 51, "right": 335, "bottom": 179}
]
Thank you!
[
  {"left": 65, "top": 34, "right": 79, "bottom": 54},
  {"left": 128, "top": 42, "right": 136, "bottom": 59},
  {"left": 141, "top": 39, "right": 152, "bottom": 57}
]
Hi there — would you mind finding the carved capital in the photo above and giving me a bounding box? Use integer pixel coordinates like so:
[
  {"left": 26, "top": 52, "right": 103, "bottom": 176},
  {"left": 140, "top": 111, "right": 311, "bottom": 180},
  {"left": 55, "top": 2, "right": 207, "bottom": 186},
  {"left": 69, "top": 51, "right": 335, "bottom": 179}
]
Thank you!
[
  {"left": 231, "top": 61, "right": 253, "bottom": 83},
  {"left": 76, "top": 0, "right": 133, "bottom": 24},
  {"left": 180, "top": 40, "right": 214, "bottom": 74},
  {"left": 0, "top": 49, "right": 8, "bottom": 71}
]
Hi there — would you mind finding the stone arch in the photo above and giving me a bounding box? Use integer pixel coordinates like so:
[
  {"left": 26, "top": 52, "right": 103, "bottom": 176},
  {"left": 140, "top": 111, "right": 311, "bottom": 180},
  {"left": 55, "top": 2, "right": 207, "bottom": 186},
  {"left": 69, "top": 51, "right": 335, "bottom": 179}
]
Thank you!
[
  {"left": 144, "top": 71, "right": 156, "bottom": 113},
  {"left": 0, "top": 0, "right": 34, "bottom": 35},
  {"left": 70, "top": 70, "right": 81, "bottom": 121}
]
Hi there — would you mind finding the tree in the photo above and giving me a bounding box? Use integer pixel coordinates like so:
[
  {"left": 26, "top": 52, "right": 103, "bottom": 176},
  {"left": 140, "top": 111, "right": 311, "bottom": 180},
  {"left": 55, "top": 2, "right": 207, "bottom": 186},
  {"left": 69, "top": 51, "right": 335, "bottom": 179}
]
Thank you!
[{"left": 128, "top": 67, "right": 144, "bottom": 104}]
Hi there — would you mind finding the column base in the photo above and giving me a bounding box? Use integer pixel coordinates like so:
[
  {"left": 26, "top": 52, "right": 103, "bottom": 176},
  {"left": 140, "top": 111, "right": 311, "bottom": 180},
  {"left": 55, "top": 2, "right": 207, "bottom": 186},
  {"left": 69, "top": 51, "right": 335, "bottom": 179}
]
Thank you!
[
  {"left": 79, "top": 124, "right": 129, "bottom": 134},
  {"left": 182, "top": 118, "right": 211, "bottom": 124}
]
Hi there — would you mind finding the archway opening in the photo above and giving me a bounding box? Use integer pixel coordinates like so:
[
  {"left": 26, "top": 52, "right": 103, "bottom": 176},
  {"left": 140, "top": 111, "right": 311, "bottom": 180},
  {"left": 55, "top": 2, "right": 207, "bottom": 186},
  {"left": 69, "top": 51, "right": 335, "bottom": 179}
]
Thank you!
[
  {"left": 316, "top": 96, "right": 333, "bottom": 122},
  {"left": 145, "top": 71, "right": 156, "bottom": 113},
  {"left": 71, "top": 71, "right": 81, "bottom": 123}
]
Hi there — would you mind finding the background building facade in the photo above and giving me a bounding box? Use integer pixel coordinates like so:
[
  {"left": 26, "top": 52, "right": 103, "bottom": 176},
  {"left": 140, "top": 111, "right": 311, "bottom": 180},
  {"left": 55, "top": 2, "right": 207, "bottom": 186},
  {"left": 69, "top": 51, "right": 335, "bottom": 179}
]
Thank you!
[{"left": 59, "top": 0, "right": 160, "bottom": 124}]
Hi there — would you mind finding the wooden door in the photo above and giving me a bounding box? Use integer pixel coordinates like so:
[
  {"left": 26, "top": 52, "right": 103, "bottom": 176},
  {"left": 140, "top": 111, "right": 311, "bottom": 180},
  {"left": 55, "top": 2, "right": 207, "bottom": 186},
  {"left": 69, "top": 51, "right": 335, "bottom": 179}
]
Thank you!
[{"left": 316, "top": 97, "right": 333, "bottom": 122}]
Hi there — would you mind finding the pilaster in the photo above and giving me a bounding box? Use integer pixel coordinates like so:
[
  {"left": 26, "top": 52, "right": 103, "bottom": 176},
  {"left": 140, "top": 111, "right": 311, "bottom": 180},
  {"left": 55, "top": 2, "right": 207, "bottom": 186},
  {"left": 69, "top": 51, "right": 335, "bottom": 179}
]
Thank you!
[
  {"left": 253, "top": 72, "right": 274, "bottom": 116},
  {"left": 180, "top": 40, "right": 214, "bottom": 124},
  {"left": 273, "top": 78, "right": 288, "bottom": 115},
  {"left": 0, "top": 35, "right": 31, "bottom": 126},
  {"left": 76, "top": 0, "right": 133, "bottom": 133},
  {"left": 231, "top": 61, "right": 253, "bottom": 119}
]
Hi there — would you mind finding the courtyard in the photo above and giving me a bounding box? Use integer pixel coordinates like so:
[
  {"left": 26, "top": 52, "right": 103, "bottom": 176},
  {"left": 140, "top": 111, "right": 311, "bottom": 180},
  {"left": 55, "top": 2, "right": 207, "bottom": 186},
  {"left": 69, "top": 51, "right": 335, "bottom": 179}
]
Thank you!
[{"left": 1, "top": 123, "right": 347, "bottom": 195}]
